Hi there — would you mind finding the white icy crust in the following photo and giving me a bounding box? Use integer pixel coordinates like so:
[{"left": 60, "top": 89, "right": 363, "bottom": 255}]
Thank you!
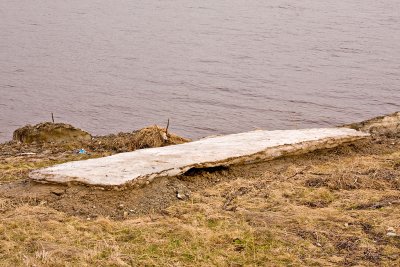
[{"left": 29, "top": 128, "right": 369, "bottom": 186}]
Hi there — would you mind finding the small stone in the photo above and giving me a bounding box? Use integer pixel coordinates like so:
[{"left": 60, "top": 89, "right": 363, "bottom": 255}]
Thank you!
[
  {"left": 51, "top": 189, "right": 64, "bottom": 196},
  {"left": 387, "top": 232, "right": 397, "bottom": 237},
  {"left": 176, "top": 186, "right": 190, "bottom": 200},
  {"left": 93, "top": 186, "right": 105, "bottom": 191},
  {"left": 387, "top": 227, "right": 395, "bottom": 232},
  {"left": 123, "top": 211, "right": 128, "bottom": 218},
  {"left": 344, "top": 223, "right": 349, "bottom": 228},
  {"left": 87, "top": 217, "right": 91, "bottom": 221},
  {"left": 161, "top": 132, "right": 168, "bottom": 141},
  {"left": 118, "top": 204, "right": 124, "bottom": 209},
  {"left": 176, "top": 190, "right": 190, "bottom": 200}
]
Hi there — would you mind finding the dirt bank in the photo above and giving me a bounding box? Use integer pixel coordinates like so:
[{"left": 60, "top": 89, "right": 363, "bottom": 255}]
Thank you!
[
  {"left": 0, "top": 115, "right": 399, "bottom": 266},
  {"left": 1, "top": 135, "right": 399, "bottom": 219}
]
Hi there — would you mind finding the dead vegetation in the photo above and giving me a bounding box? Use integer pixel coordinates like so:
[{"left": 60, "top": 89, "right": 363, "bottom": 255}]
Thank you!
[
  {"left": 88, "top": 125, "right": 190, "bottom": 153},
  {"left": 345, "top": 111, "right": 400, "bottom": 137},
  {"left": 1, "top": 124, "right": 190, "bottom": 157},
  {"left": 0, "top": 117, "right": 399, "bottom": 266},
  {"left": 12, "top": 122, "right": 92, "bottom": 144}
]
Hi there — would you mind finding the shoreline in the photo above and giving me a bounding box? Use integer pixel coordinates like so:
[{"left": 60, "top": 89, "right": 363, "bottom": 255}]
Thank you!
[{"left": 0, "top": 112, "right": 399, "bottom": 266}]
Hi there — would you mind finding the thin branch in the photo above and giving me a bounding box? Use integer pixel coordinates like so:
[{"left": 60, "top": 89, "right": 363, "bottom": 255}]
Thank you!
[{"left": 165, "top": 118, "right": 170, "bottom": 135}]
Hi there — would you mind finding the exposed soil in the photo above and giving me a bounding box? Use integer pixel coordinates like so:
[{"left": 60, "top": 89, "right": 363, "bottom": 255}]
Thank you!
[
  {"left": 0, "top": 124, "right": 195, "bottom": 220},
  {"left": 0, "top": 115, "right": 399, "bottom": 266},
  {"left": 1, "top": 134, "right": 399, "bottom": 221}
]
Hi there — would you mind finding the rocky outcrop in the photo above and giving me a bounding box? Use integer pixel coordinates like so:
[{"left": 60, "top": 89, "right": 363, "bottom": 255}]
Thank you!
[{"left": 13, "top": 123, "right": 92, "bottom": 144}]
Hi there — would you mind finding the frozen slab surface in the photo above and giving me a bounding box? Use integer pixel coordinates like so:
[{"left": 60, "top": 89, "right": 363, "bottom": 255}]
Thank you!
[{"left": 29, "top": 128, "right": 369, "bottom": 186}]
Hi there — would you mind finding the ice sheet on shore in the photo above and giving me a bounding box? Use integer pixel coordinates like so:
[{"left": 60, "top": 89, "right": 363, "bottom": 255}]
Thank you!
[{"left": 29, "top": 128, "right": 369, "bottom": 186}]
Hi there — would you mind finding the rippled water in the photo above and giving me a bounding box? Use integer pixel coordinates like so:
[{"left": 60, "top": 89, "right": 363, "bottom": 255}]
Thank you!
[{"left": 1, "top": 0, "right": 399, "bottom": 142}]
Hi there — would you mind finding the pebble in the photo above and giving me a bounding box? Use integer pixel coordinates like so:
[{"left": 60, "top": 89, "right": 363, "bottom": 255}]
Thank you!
[
  {"left": 387, "top": 227, "right": 395, "bottom": 232},
  {"left": 387, "top": 227, "right": 397, "bottom": 237},
  {"left": 51, "top": 189, "right": 64, "bottom": 196},
  {"left": 176, "top": 190, "right": 190, "bottom": 200},
  {"left": 161, "top": 132, "right": 168, "bottom": 141}
]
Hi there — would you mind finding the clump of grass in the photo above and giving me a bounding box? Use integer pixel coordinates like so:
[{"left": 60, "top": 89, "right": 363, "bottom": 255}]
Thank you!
[
  {"left": 88, "top": 125, "right": 191, "bottom": 152},
  {"left": 285, "top": 188, "right": 337, "bottom": 208},
  {"left": 130, "top": 126, "right": 190, "bottom": 149},
  {"left": 304, "top": 153, "right": 400, "bottom": 191}
]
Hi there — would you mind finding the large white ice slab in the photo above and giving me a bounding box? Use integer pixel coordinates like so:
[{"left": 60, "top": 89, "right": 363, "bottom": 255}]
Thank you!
[{"left": 29, "top": 128, "right": 369, "bottom": 186}]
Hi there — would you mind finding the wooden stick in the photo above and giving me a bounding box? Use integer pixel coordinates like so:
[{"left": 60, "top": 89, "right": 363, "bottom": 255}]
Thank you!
[
  {"left": 166, "top": 118, "right": 170, "bottom": 135},
  {"left": 51, "top": 113, "right": 55, "bottom": 123}
]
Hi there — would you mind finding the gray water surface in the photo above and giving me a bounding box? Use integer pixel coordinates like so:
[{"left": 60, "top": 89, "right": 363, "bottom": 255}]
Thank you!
[{"left": 1, "top": 0, "right": 399, "bottom": 142}]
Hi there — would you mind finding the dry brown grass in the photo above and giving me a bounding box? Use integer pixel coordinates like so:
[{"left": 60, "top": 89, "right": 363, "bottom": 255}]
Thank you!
[
  {"left": 12, "top": 122, "right": 92, "bottom": 144},
  {"left": 89, "top": 125, "right": 191, "bottom": 153},
  {"left": 1, "top": 125, "right": 190, "bottom": 156},
  {"left": 0, "top": 132, "right": 399, "bottom": 266}
]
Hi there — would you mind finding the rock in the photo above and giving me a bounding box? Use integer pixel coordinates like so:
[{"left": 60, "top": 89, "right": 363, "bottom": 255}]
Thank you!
[
  {"left": 176, "top": 189, "right": 190, "bottom": 200},
  {"left": 19, "top": 152, "right": 36, "bottom": 156},
  {"left": 51, "top": 189, "right": 65, "bottom": 196},
  {"left": 387, "top": 227, "right": 395, "bottom": 232},
  {"left": 13, "top": 122, "right": 92, "bottom": 144},
  {"left": 176, "top": 192, "right": 185, "bottom": 200},
  {"left": 386, "top": 226, "right": 397, "bottom": 236},
  {"left": 161, "top": 132, "right": 168, "bottom": 141}
]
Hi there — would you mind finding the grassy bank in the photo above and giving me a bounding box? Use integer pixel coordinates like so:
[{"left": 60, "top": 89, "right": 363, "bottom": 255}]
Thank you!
[{"left": 0, "top": 120, "right": 399, "bottom": 266}]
